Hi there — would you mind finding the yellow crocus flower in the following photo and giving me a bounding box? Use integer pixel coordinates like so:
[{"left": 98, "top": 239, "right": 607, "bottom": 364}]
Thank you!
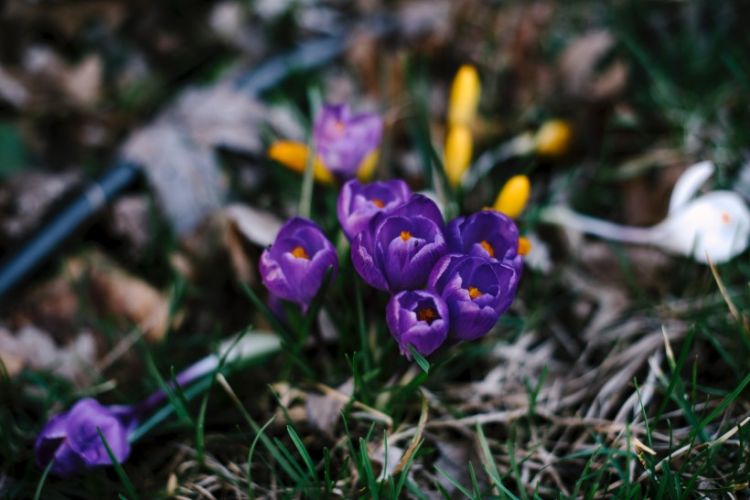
[
  {"left": 494, "top": 174, "right": 531, "bottom": 218},
  {"left": 267, "top": 140, "right": 334, "bottom": 184},
  {"left": 535, "top": 120, "right": 573, "bottom": 158},
  {"left": 444, "top": 125, "right": 473, "bottom": 188},
  {"left": 448, "top": 65, "right": 481, "bottom": 128}
]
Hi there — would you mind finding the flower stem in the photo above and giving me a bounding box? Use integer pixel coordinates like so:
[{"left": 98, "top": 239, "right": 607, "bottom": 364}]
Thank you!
[{"left": 541, "top": 206, "right": 656, "bottom": 245}]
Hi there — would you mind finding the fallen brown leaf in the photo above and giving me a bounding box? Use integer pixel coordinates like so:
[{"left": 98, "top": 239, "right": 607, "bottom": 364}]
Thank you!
[
  {"left": 559, "top": 30, "right": 627, "bottom": 101},
  {"left": 0, "top": 325, "right": 95, "bottom": 383},
  {"left": 79, "top": 252, "right": 176, "bottom": 342}
]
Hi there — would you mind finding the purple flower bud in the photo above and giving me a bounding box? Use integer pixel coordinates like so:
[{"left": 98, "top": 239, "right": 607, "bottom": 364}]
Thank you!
[
  {"left": 35, "top": 398, "right": 135, "bottom": 477},
  {"left": 446, "top": 210, "right": 521, "bottom": 270},
  {"left": 386, "top": 290, "right": 449, "bottom": 357},
  {"left": 337, "top": 179, "right": 412, "bottom": 240},
  {"left": 260, "top": 217, "right": 338, "bottom": 309},
  {"left": 313, "top": 103, "right": 383, "bottom": 178},
  {"left": 351, "top": 195, "right": 447, "bottom": 292},
  {"left": 428, "top": 254, "right": 520, "bottom": 341}
]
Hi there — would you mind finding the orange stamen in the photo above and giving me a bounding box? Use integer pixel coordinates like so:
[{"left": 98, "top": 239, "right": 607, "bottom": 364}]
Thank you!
[
  {"left": 334, "top": 121, "right": 345, "bottom": 133},
  {"left": 518, "top": 237, "right": 532, "bottom": 256},
  {"left": 467, "top": 286, "right": 482, "bottom": 299},
  {"left": 291, "top": 246, "right": 310, "bottom": 259},
  {"left": 480, "top": 240, "right": 495, "bottom": 257},
  {"left": 721, "top": 212, "right": 731, "bottom": 224},
  {"left": 417, "top": 307, "right": 438, "bottom": 324},
  {"left": 400, "top": 230, "right": 412, "bottom": 241},
  {"left": 372, "top": 198, "right": 385, "bottom": 208}
]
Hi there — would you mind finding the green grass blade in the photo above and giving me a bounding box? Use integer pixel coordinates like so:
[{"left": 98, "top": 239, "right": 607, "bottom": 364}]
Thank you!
[{"left": 97, "top": 427, "right": 140, "bottom": 500}]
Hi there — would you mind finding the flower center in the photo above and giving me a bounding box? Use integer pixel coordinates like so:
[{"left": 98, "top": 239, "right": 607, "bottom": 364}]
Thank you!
[
  {"left": 290, "top": 246, "right": 310, "bottom": 259},
  {"left": 467, "top": 286, "right": 483, "bottom": 299},
  {"left": 371, "top": 198, "right": 385, "bottom": 208},
  {"left": 721, "top": 212, "right": 731, "bottom": 224},
  {"left": 480, "top": 240, "right": 495, "bottom": 257},
  {"left": 400, "top": 230, "right": 412, "bottom": 241},
  {"left": 417, "top": 307, "right": 438, "bottom": 324},
  {"left": 334, "top": 120, "right": 346, "bottom": 134}
]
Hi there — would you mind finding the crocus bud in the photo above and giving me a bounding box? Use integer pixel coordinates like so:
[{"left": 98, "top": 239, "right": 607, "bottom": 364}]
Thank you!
[
  {"left": 351, "top": 195, "right": 447, "bottom": 292},
  {"left": 446, "top": 210, "right": 521, "bottom": 269},
  {"left": 386, "top": 290, "right": 449, "bottom": 358},
  {"left": 313, "top": 103, "right": 383, "bottom": 179},
  {"left": 444, "top": 125, "right": 473, "bottom": 187},
  {"left": 494, "top": 175, "right": 531, "bottom": 218},
  {"left": 267, "top": 140, "right": 334, "bottom": 184},
  {"left": 448, "top": 65, "right": 481, "bottom": 128},
  {"left": 337, "top": 179, "right": 412, "bottom": 240},
  {"left": 428, "top": 254, "right": 520, "bottom": 341},
  {"left": 260, "top": 217, "right": 339, "bottom": 309},
  {"left": 35, "top": 398, "right": 134, "bottom": 477},
  {"left": 535, "top": 120, "right": 572, "bottom": 157}
]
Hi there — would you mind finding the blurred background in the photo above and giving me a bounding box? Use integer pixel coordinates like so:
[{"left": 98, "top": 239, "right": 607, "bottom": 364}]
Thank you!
[{"left": 3, "top": 0, "right": 750, "bottom": 497}]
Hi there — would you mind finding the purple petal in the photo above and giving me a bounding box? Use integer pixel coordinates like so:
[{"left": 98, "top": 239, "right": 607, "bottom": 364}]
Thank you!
[
  {"left": 351, "top": 229, "right": 389, "bottom": 291},
  {"left": 337, "top": 179, "right": 412, "bottom": 240},
  {"left": 65, "top": 399, "right": 131, "bottom": 467}
]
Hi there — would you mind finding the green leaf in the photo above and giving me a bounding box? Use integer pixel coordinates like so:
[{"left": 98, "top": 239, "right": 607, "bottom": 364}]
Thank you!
[
  {"left": 409, "top": 346, "right": 430, "bottom": 374},
  {"left": 97, "top": 427, "right": 140, "bottom": 500}
]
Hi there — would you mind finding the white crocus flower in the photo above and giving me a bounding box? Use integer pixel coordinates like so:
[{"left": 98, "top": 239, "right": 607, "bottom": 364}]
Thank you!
[{"left": 542, "top": 161, "right": 750, "bottom": 264}]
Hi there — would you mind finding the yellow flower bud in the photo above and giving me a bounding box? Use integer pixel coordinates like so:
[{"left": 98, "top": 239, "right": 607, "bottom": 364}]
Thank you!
[
  {"left": 444, "top": 125, "right": 473, "bottom": 188},
  {"left": 494, "top": 174, "right": 531, "bottom": 218},
  {"left": 517, "top": 236, "right": 532, "bottom": 256},
  {"left": 534, "top": 119, "right": 573, "bottom": 157},
  {"left": 448, "top": 65, "right": 481, "bottom": 128},
  {"left": 357, "top": 150, "right": 379, "bottom": 182},
  {"left": 267, "top": 140, "right": 334, "bottom": 184}
]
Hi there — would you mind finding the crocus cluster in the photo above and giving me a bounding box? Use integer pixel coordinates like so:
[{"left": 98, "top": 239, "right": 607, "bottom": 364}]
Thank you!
[
  {"left": 258, "top": 178, "right": 524, "bottom": 359},
  {"left": 341, "top": 180, "right": 523, "bottom": 358}
]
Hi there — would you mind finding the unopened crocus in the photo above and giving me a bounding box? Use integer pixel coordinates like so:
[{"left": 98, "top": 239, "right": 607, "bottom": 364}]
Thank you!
[
  {"left": 541, "top": 161, "right": 750, "bottom": 264},
  {"left": 351, "top": 195, "right": 447, "bottom": 292},
  {"left": 448, "top": 65, "right": 481, "bottom": 128},
  {"left": 267, "top": 140, "right": 335, "bottom": 184},
  {"left": 494, "top": 175, "right": 531, "bottom": 218},
  {"left": 386, "top": 290, "right": 449, "bottom": 357},
  {"left": 444, "top": 125, "right": 473, "bottom": 187},
  {"left": 313, "top": 103, "right": 383, "bottom": 179},
  {"left": 428, "top": 254, "right": 520, "bottom": 341},
  {"left": 446, "top": 210, "right": 521, "bottom": 271},
  {"left": 337, "top": 179, "right": 412, "bottom": 240},
  {"left": 260, "top": 217, "right": 338, "bottom": 309},
  {"left": 535, "top": 119, "right": 573, "bottom": 157}
]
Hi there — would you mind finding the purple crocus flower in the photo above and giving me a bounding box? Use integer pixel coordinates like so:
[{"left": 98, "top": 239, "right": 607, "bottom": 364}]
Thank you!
[
  {"left": 446, "top": 210, "right": 522, "bottom": 271},
  {"left": 337, "top": 179, "right": 412, "bottom": 240},
  {"left": 260, "top": 217, "right": 338, "bottom": 309},
  {"left": 313, "top": 103, "right": 383, "bottom": 178},
  {"left": 35, "top": 398, "right": 135, "bottom": 477},
  {"left": 386, "top": 290, "right": 449, "bottom": 357},
  {"left": 428, "top": 254, "right": 520, "bottom": 341},
  {"left": 351, "top": 195, "right": 447, "bottom": 292},
  {"left": 36, "top": 354, "right": 220, "bottom": 476}
]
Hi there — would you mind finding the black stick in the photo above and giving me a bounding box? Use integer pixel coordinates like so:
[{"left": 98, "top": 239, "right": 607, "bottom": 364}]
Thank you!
[{"left": 0, "top": 27, "right": 379, "bottom": 300}]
